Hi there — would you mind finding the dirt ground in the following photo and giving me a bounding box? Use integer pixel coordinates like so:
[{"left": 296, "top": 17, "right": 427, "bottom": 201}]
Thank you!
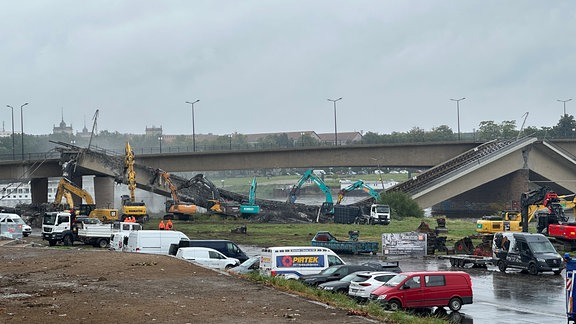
[{"left": 0, "top": 238, "right": 380, "bottom": 324}]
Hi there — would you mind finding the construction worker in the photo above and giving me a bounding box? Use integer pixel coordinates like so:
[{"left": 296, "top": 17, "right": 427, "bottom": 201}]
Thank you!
[
  {"left": 166, "top": 219, "right": 173, "bottom": 231},
  {"left": 159, "top": 219, "right": 165, "bottom": 230}
]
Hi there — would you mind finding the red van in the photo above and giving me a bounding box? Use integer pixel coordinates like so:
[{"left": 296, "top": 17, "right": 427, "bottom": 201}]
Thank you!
[{"left": 369, "top": 271, "right": 473, "bottom": 311}]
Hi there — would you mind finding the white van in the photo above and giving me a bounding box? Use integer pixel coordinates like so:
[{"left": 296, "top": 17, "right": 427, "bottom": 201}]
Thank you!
[
  {"left": 124, "top": 230, "right": 189, "bottom": 255},
  {"left": 259, "top": 246, "right": 345, "bottom": 280},
  {"left": 175, "top": 247, "right": 240, "bottom": 270},
  {"left": 0, "top": 213, "right": 31, "bottom": 239}
]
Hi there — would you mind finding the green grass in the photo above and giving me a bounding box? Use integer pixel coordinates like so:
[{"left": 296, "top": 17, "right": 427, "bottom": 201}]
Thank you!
[{"left": 145, "top": 216, "right": 478, "bottom": 248}]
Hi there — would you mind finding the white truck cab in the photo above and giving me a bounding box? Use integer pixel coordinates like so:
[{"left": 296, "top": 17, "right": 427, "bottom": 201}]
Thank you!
[
  {"left": 369, "top": 204, "right": 391, "bottom": 225},
  {"left": 42, "top": 211, "right": 76, "bottom": 246}
]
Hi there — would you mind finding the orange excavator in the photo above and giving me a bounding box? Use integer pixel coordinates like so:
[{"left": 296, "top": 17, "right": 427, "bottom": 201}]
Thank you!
[{"left": 152, "top": 169, "right": 225, "bottom": 220}]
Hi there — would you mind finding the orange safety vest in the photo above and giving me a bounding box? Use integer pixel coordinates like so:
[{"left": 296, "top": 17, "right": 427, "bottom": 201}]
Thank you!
[
  {"left": 159, "top": 220, "right": 165, "bottom": 230},
  {"left": 166, "top": 220, "right": 173, "bottom": 230}
]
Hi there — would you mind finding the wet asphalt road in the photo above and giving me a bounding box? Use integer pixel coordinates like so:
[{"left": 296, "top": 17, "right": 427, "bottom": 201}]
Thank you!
[{"left": 241, "top": 245, "right": 567, "bottom": 324}]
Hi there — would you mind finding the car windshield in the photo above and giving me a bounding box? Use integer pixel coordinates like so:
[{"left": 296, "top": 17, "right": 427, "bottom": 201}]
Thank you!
[
  {"left": 530, "top": 241, "right": 557, "bottom": 254},
  {"left": 384, "top": 274, "right": 408, "bottom": 287},
  {"left": 11, "top": 218, "right": 26, "bottom": 225},
  {"left": 43, "top": 214, "right": 56, "bottom": 225},
  {"left": 376, "top": 206, "right": 390, "bottom": 213}
]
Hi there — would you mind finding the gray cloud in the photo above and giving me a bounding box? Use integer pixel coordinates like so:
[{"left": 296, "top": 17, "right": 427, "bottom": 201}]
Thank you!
[{"left": 1, "top": 0, "right": 575, "bottom": 136}]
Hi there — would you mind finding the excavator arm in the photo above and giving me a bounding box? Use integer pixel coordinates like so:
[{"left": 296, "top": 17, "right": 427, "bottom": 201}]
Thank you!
[
  {"left": 521, "top": 187, "right": 568, "bottom": 233},
  {"left": 336, "top": 180, "right": 379, "bottom": 204},
  {"left": 287, "top": 169, "right": 333, "bottom": 214},
  {"left": 124, "top": 142, "right": 136, "bottom": 202},
  {"left": 248, "top": 177, "right": 257, "bottom": 205},
  {"left": 53, "top": 178, "right": 95, "bottom": 206}
]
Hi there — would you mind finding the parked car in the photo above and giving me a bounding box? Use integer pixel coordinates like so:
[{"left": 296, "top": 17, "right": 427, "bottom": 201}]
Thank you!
[
  {"left": 370, "top": 271, "right": 473, "bottom": 311},
  {"left": 229, "top": 255, "right": 260, "bottom": 274},
  {"left": 170, "top": 239, "right": 249, "bottom": 263},
  {"left": 348, "top": 271, "right": 398, "bottom": 301},
  {"left": 299, "top": 264, "right": 380, "bottom": 286},
  {"left": 318, "top": 271, "right": 373, "bottom": 293},
  {"left": 176, "top": 247, "right": 240, "bottom": 270},
  {"left": 0, "top": 213, "right": 32, "bottom": 237}
]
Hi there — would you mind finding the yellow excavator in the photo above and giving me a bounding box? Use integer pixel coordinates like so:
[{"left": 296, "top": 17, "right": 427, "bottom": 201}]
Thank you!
[
  {"left": 121, "top": 142, "right": 148, "bottom": 223},
  {"left": 53, "top": 177, "right": 119, "bottom": 223}
]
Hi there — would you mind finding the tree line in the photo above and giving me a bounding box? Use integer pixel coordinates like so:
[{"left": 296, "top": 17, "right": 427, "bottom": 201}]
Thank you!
[{"left": 0, "top": 114, "right": 575, "bottom": 159}]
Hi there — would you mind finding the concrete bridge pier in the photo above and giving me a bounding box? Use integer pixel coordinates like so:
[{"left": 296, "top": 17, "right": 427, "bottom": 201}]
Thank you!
[
  {"left": 30, "top": 178, "right": 48, "bottom": 205},
  {"left": 94, "top": 176, "right": 115, "bottom": 209}
]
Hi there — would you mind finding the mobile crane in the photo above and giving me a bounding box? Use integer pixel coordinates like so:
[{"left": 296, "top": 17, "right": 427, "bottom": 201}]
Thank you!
[
  {"left": 239, "top": 177, "right": 260, "bottom": 217},
  {"left": 121, "top": 142, "right": 148, "bottom": 223},
  {"left": 287, "top": 169, "right": 334, "bottom": 215},
  {"left": 53, "top": 177, "right": 119, "bottom": 222}
]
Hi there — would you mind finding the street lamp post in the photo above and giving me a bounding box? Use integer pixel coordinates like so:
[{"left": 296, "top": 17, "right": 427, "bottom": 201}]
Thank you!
[
  {"left": 558, "top": 99, "right": 572, "bottom": 116},
  {"left": 327, "top": 97, "right": 342, "bottom": 145},
  {"left": 5, "top": 105, "right": 15, "bottom": 160},
  {"left": 300, "top": 132, "right": 305, "bottom": 147},
  {"left": 19, "top": 102, "right": 29, "bottom": 160},
  {"left": 371, "top": 158, "right": 385, "bottom": 190},
  {"left": 158, "top": 136, "right": 163, "bottom": 153},
  {"left": 450, "top": 98, "right": 465, "bottom": 141},
  {"left": 185, "top": 100, "right": 200, "bottom": 152},
  {"left": 229, "top": 134, "right": 232, "bottom": 150}
]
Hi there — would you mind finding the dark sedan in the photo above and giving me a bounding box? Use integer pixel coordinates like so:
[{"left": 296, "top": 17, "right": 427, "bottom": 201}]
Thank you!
[{"left": 317, "top": 271, "right": 372, "bottom": 293}]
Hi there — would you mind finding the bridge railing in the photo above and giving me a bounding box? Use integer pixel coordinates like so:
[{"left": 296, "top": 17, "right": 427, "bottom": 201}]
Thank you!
[{"left": 0, "top": 151, "right": 61, "bottom": 161}]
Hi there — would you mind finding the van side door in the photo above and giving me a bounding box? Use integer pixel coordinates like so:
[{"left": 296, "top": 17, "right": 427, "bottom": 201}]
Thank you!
[
  {"left": 518, "top": 241, "right": 533, "bottom": 266},
  {"left": 422, "top": 274, "right": 448, "bottom": 307},
  {"left": 400, "top": 274, "right": 424, "bottom": 308}
]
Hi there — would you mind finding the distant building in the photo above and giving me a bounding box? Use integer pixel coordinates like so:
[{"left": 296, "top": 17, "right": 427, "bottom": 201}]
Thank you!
[
  {"left": 315, "top": 132, "right": 363, "bottom": 145},
  {"left": 145, "top": 126, "right": 163, "bottom": 137},
  {"left": 53, "top": 118, "right": 73, "bottom": 135},
  {"left": 76, "top": 120, "right": 92, "bottom": 138},
  {"left": 0, "top": 121, "right": 11, "bottom": 138}
]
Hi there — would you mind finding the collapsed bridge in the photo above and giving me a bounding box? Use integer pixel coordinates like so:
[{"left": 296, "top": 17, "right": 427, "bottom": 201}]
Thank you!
[{"left": 54, "top": 142, "right": 326, "bottom": 223}]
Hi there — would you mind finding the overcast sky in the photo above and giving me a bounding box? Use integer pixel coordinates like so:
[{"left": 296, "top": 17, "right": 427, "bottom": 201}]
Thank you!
[{"left": 1, "top": 1, "right": 575, "bottom": 137}]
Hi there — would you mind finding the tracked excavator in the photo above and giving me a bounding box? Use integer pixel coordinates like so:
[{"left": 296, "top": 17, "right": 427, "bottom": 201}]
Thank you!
[
  {"left": 239, "top": 177, "right": 260, "bottom": 217},
  {"left": 287, "top": 169, "right": 334, "bottom": 215},
  {"left": 53, "top": 178, "right": 119, "bottom": 223},
  {"left": 336, "top": 180, "right": 380, "bottom": 204},
  {"left": 121, "top": 142, "right": 148, "bottom": 223},
  {"left": 151, "top": 170, "right": 237, "bottom": 220}
]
